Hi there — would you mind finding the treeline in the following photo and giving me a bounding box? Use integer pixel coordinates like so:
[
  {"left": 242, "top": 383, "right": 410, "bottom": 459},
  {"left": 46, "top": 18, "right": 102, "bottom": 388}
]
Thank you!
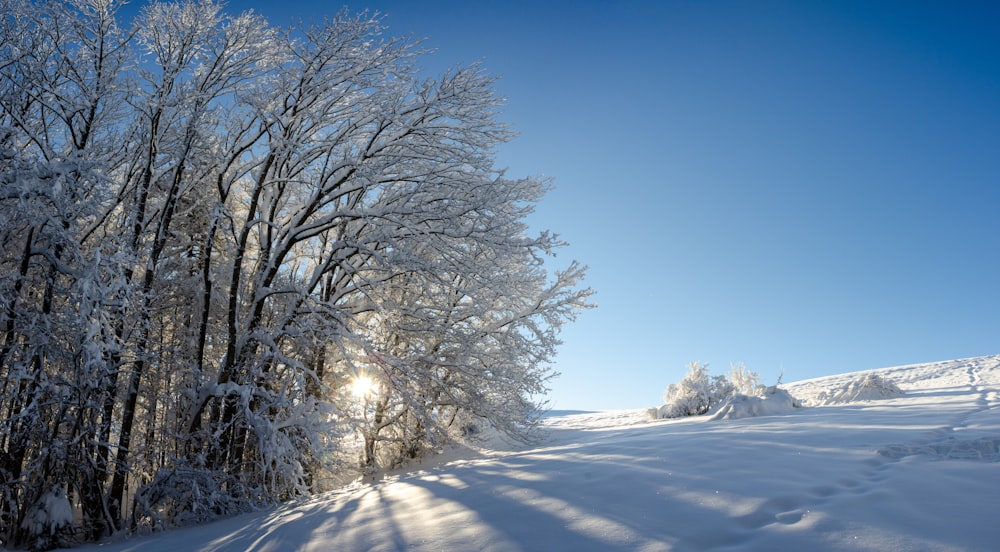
[{"left": 0, "top": 1, "right": 591, "bottom": 548}]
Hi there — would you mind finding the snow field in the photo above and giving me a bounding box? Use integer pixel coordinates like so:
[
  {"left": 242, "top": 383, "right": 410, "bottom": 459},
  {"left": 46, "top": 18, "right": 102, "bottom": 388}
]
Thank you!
[{"left": 60, "top": 356, "right": 1000, "bottom": 551}]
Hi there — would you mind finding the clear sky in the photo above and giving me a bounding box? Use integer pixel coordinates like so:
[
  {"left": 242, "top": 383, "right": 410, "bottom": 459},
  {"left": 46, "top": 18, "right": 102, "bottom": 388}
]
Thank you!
[{"left": 155, "top": 1, "right": 1000, "bottom": 410}]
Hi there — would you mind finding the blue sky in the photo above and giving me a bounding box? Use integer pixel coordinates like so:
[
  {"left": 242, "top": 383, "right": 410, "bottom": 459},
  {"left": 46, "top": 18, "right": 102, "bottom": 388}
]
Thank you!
[{"left": 163, "top": 1, "right": 1000, "bottom": 409}]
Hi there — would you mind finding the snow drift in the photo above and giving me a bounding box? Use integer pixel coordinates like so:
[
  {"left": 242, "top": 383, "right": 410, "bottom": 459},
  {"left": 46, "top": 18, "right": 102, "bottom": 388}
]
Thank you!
[
  {"left": 710, "top": 385, "right": 803, "bottom": 420},
  {"left": 813, "top": 372, "right": 905, "bottom": 405}
]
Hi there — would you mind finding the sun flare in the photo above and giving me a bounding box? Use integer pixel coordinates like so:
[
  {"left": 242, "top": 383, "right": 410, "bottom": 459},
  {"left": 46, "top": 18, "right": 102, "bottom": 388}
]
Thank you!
[{"left": 351, "top": 376, "right": 375, "bottom": 398}]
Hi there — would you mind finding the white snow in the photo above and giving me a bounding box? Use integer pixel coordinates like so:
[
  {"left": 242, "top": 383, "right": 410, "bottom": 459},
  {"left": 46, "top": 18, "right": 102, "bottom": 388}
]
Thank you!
[
  {"left": 20, "top": 487, "right": 73, "bottom": 538},
  {"left": 810, "top": 372, "right": 907, "bottom": 405},
  {"left": 58, "top": 356, "right": 1000, "bottom": 551},
  {"left": 710, "top": 385, "right": 803, "bottom": 420}
]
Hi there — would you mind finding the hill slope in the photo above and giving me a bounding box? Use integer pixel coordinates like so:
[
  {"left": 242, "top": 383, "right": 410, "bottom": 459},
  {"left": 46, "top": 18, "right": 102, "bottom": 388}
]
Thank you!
[{"left": 62, "top": 356, "right": 1000, "bottom": 551}]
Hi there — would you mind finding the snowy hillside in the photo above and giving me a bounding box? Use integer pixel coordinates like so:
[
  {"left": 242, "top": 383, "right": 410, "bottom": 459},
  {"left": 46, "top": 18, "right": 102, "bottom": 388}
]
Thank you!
[{"left": 60, "top": 356, "right": 1000, "bottom": 551}]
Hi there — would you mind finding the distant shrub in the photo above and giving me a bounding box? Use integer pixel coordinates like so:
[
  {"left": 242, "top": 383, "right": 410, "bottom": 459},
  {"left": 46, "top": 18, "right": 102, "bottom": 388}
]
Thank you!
[
  {"left": 651, "top": 362, "right": 737, "bottom": 419},
  {"left": 649, "top": 362, "right": 800, "bottom": 421}
]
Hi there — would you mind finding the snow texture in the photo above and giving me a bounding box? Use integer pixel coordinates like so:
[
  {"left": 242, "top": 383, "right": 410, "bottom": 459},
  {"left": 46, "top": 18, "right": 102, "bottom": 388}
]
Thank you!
[{"left": 58, "top": 355, "right": 1000, "bottom": 552}]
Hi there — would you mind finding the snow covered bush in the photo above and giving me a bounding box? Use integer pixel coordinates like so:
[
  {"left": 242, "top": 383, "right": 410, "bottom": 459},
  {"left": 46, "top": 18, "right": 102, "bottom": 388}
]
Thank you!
[
  {"left": 132, "top": 467, "right": 260, "bottom": 533},
  {"left": 648, "top": 362, "right": 797, "bottom": 421},
  {"left": 18, "top": 486, "right": 73, "bottom": 551},
  {"left": 650, "top": 362, "right": 737, "bottom": 419}
]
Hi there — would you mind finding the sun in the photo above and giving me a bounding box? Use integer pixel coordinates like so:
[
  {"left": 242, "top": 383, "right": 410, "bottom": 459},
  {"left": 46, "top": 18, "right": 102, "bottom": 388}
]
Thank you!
[{"left": 351, "top": 376, "right": 375, "bottom": 398}]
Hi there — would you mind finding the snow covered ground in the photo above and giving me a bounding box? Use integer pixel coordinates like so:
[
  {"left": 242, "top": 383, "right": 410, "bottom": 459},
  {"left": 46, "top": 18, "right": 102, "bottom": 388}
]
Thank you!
[{"left": 60, "top": 356, "right": 1000, "bottom": 551}]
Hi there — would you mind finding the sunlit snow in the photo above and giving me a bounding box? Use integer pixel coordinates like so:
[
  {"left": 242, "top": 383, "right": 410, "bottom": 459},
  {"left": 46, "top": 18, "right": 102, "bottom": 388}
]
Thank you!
[{"left": 62, "top": 356, "right": 1000, "bottom": 551}]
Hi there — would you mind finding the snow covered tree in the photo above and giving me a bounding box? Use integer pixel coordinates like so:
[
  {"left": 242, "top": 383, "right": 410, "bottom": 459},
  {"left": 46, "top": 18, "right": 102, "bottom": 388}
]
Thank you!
[
  {"left": 0, "top": 0, "right": 135, "bottom": 543},
  {"left": 0, "top": 1, "right": 592, "bottom": 542},
  {"left": 345, "top": 181, "right": 590, "bottom": 469}
]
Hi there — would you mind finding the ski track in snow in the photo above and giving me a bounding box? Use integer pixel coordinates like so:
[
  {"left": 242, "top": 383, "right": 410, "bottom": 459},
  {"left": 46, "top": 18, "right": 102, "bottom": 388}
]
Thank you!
[{"left": 60, "top": 356, "right": 1000, "bottom": 552}]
